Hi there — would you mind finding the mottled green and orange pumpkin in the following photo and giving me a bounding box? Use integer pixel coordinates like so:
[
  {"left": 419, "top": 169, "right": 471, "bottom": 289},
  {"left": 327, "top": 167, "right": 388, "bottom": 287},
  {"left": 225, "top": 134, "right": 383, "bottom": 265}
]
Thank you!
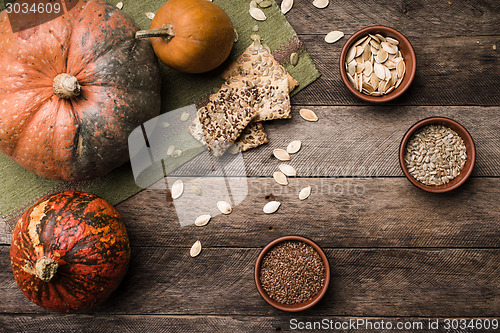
[
  {"left": 0, "top": 0, "right": 161, "bottom": 181},
  {"left": 10, "top": 191, "right": 130, "bottom": 312}
]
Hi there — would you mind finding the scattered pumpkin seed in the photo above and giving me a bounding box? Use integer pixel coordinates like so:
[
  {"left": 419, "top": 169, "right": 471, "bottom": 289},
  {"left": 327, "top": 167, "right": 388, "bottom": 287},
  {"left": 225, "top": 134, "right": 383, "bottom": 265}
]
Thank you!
[
  {"left": 273, "top": 148, "right": 290, "bottom": 161},
  {"left": 234, "top": 29, "right": 238, "bottom": 42},
  {"left": 313, "top": 0, "right": 329, "bottom": 8},
  {"left": 190, "top": 185, "right": 202, "bottom": 196},
  {"left": 280, "top": 0, "right": 292, "bottom": 14},
  {"left": 299, "top": 108, "right": 318, "bottom": 122},
  {"left": 162, "top": 121, "right": 170, "bottom": 128},
  {"left": 171, "top": 180, "right": 184, "bottom": 199},
  {"left": 250, "top": 34, "right": 261, "bottom": 41},
  {"left": 145, "top": 12, "right": 155, "bottom": 20},
  {"left": 253, "top": 25, "right": 259, "bottom": 32},
  {"left": 279, "top": 164, "right": 297, "bottom": 177},
  {"left": 116, "top": 2, "right": 123, "bottom": 9},
  {"left": 260, "top": 0, "right": 273, "bottom": 8},
  {"left": 325, "top": 31, "right": 344, "bottom": 44},
  {"left": 180, "top": 112, "right": 190, "bottom": 121},
  {"left": 250, "top": 0, "right": 258, "bottom": 8},
  {"left": 286, "top": 140, "right": 302, "bottom": 154},
  {"left": 298, "top": 186, "right": 311, "bottom": 200},
  {"left": 190, "top": 240, "right": 202, "bottom": 257},
  {"left": 263, "top": 44, "right": 271, "bottom": 54},
  {"left": 273, "top": 171, "right": 288, "bottom": 186},
  {"left": 249, "top": 7, "right": 266, "bottom": 21},
  {"left": 217, "top": 201, "right": 232, "bottom": 215},
  {"left": 290, "top": 52, "right": 299, "bottom": 66},
  {"left": 195, "top": 215, "right": 211, "bottom": 227},
  {"left": 263, "top": 201, "right": 281, "bottom": 214},
  {"left": 172, "top": 149, "right": 182, "bottom": 158},
  {"left": 167, "top": 145, "right": 175, "bottom": 156},
  {"left": 253, "top": 38, "right": 262, "bottom": 49}
]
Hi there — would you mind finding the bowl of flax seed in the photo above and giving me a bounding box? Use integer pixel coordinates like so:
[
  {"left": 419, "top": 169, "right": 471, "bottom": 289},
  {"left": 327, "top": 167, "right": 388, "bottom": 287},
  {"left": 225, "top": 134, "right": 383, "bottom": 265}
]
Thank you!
[{"left": 254, "top": 235, "right": 330, "bottom": 312}]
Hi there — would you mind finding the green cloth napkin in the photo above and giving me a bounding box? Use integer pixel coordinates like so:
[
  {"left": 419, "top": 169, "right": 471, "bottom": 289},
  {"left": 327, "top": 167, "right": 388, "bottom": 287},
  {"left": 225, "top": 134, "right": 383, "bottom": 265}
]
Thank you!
[{"left": 0, "top": 0, "right": 321, "bottom": 230}]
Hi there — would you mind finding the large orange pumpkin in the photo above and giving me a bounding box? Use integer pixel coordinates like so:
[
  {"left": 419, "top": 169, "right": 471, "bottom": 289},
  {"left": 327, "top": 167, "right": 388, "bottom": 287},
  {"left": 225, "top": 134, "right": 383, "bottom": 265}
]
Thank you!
[
  {"left": 140, "top": 0, "right": 234, "bottom": 73},
  {"left": 10, "top": 191, "right": 130, "bottom": 312},
  {"left": 0, "top": 0, "right": 161, "bottom": 181}
]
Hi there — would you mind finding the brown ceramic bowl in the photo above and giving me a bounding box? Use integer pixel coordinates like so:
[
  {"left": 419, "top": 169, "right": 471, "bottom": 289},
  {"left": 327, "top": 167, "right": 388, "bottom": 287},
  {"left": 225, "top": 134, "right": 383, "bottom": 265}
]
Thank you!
[
  {"left": 254, "top": 235, "right": 330, "bottom": 312},
  {"left": 339, "top": 26, "right": 416, "bottom": 102},
  {"left": 399, "top": 117, "right": 476, "bottom": 193}
]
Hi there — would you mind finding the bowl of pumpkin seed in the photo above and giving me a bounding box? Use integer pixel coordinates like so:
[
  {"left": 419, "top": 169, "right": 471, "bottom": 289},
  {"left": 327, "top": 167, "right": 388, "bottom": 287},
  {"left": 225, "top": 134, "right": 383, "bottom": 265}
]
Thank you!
[{"left": 340, "top": 26, "right": 416, "bottom": 102}]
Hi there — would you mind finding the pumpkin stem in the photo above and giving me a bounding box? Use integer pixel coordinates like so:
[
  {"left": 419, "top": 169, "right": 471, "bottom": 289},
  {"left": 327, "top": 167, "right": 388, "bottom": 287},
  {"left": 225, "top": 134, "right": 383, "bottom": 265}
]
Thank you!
[
  {"left": 53, "top": 73, "right": 81, "bottom": 99},
  {"left": 34, "top": 257, "right": 59, "bottom": 282},
  {"left": 135, "top": 25, "right": 175, "bottom": 42}
]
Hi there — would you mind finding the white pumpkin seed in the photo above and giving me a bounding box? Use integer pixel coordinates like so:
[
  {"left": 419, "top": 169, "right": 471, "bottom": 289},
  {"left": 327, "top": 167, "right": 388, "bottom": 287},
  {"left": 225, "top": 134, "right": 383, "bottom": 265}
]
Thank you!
[
  {"left": 116, "top": 2, "right": 123, "bottom": 9},
  {"left": 249, "top": 7, "right": 266, "bottom": 21},
  {"left": 263, "top": 201, "right": 281, "bottom": 214},
  {"left": 286, "top": 140, "right": 302, "bottom": 154},
  {"left": 273, "top": 148, "right": 290, "bottom": 161},
  {"left": 373, "top": 62, "right": 386, "bottom": 80},
  {"left": 290, "top": 52, "right": 299, "bottom": 66},
  {"left": 250, "top": 34, "right": 261, "bottom": 41},
  {"left": 281, "top": 0, "right": 293, "bottom": 14},
  {"left": 167, "top": 145, "right": 175, "bottom": 156},
  {"left": 217, "top": 201, "right": 232, "bottom": 215},
  {"left": 190, "top": 240, "right": 202, "bottom": 257},
  {"left": 279, "top": 164, "right": 297, "bottom": 177},
  {"left": 386, "top": 37, "right": 399, "bottom": 45},
  {"left": 171, "top": 180, "right": 183, "bottom": 199},
  {"left": 172, "top": 149, "right": 182, "bottom": 158},
  {"left": 234, "top": 29, "right": 238, "bottom": 42},
  {"left": 325, "top": 31, "right": 344, "bottom": 44},
  {"left": 312, "top": 0, "right": 329, "bottom": 9},
  {"left": 397, "top": 59, "right": 406, "bottom": 78},
  {"left": 195, "top": 215, "right": 211, "bottom": 227},
  {"left": 162, "top": 121, "right": 170, "bottom": 128},
  {"left": 259, "top": 0, "right": 272, "bottom": 8},
  {"left": 190, "top": 185, "right": 202, "bottom": 196},
  {"left": 250, "top": 0, "right": 258, "bottom": 8},
  {"left": 145, "top": 12, "right": 155, "bottom": 20},
  {"left": 299, "top": 186, "right": 311, "bottom": 200},
  {"left": 273, "top": 171, "right": 288, "bottom": 185},
  {"left": 253, "top": 25, "right": 259, "bottom": 32},
  {"left": 346, "top": 46, "right": 356, "bottom": 63},
  {"left": 300, "top": 108, "right": 318, "bottom": 122},
  {"left": 381, "top": 41, "right": 398, "bottom": 54},
  {"left": 180, "top": 112, "right": 190, "bottom": 121}
]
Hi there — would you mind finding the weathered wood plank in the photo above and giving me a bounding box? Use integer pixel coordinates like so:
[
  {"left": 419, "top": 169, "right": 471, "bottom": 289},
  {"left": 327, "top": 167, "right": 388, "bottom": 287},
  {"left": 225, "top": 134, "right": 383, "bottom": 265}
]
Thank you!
[
  {"left": 292, "top": 35, "right": 499, "bottom": 106},
  {"left": 1, "top": 178, "right": 498, "bottom": 247},
  {"left": 0, "top": 247, "right": 497, "bottom": 317},
  {"left": 119, "top": 178, "right": 499, "bottom": 248},
  {"left": 2, "top": 314, "right": 496, "bottom": 333},
  {"left": 171, "top": 106, "right": 500, "bottom": 178},
  {"left": 282, "top": 0, "right": 500, "bottom": 37}
]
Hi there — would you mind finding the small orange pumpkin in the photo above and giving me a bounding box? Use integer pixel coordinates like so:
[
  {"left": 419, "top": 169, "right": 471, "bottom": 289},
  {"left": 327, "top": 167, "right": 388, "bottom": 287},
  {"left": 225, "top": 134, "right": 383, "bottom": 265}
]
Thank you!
[{"left": 138, "top": 0, "right": 235, "bottom": 73}]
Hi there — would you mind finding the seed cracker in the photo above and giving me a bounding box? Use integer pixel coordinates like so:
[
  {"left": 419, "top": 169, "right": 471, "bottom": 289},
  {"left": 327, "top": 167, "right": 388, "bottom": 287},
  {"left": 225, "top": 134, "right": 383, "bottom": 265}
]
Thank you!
[
  {"left": 191, "top": 85, "right": 258, "bottom": 157},
  {"left": 221, "top": 44, "right": 296, "bottom": 121},
  {"left": 222, "top": 44, "right": 299, "bottom": 92}
]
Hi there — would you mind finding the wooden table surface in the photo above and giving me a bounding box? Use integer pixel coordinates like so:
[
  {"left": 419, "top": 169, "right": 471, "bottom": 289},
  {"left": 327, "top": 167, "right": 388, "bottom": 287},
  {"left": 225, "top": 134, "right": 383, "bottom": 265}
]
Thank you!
[{"left": 1, "top": 0, "right": 499, "bottom": 332}]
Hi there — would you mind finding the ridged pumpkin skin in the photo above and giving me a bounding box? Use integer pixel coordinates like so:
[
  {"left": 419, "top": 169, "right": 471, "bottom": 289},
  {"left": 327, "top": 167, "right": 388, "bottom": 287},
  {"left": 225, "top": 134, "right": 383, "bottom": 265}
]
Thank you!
[
  {"left": 10, "top": 191, "right": 131, "bottom": 312},
  {"left": 150, "top": 0, "right": 234, "bottom": 73},
  {"left": 0, "top": 0, "right": 161, "bottom": 181}
]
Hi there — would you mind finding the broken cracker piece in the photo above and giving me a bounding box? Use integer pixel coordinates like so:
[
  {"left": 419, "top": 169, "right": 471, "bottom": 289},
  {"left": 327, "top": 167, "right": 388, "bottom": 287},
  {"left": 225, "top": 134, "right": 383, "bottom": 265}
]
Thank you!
[
  {"left": 222, "top": 44, "right": 299, "bottom": 92},
  {"left": 197, "top": 86, "right": 258, "bottom": 157},
  {"left": 230, "top": 122, "right": 269, "bottom": 154}
]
